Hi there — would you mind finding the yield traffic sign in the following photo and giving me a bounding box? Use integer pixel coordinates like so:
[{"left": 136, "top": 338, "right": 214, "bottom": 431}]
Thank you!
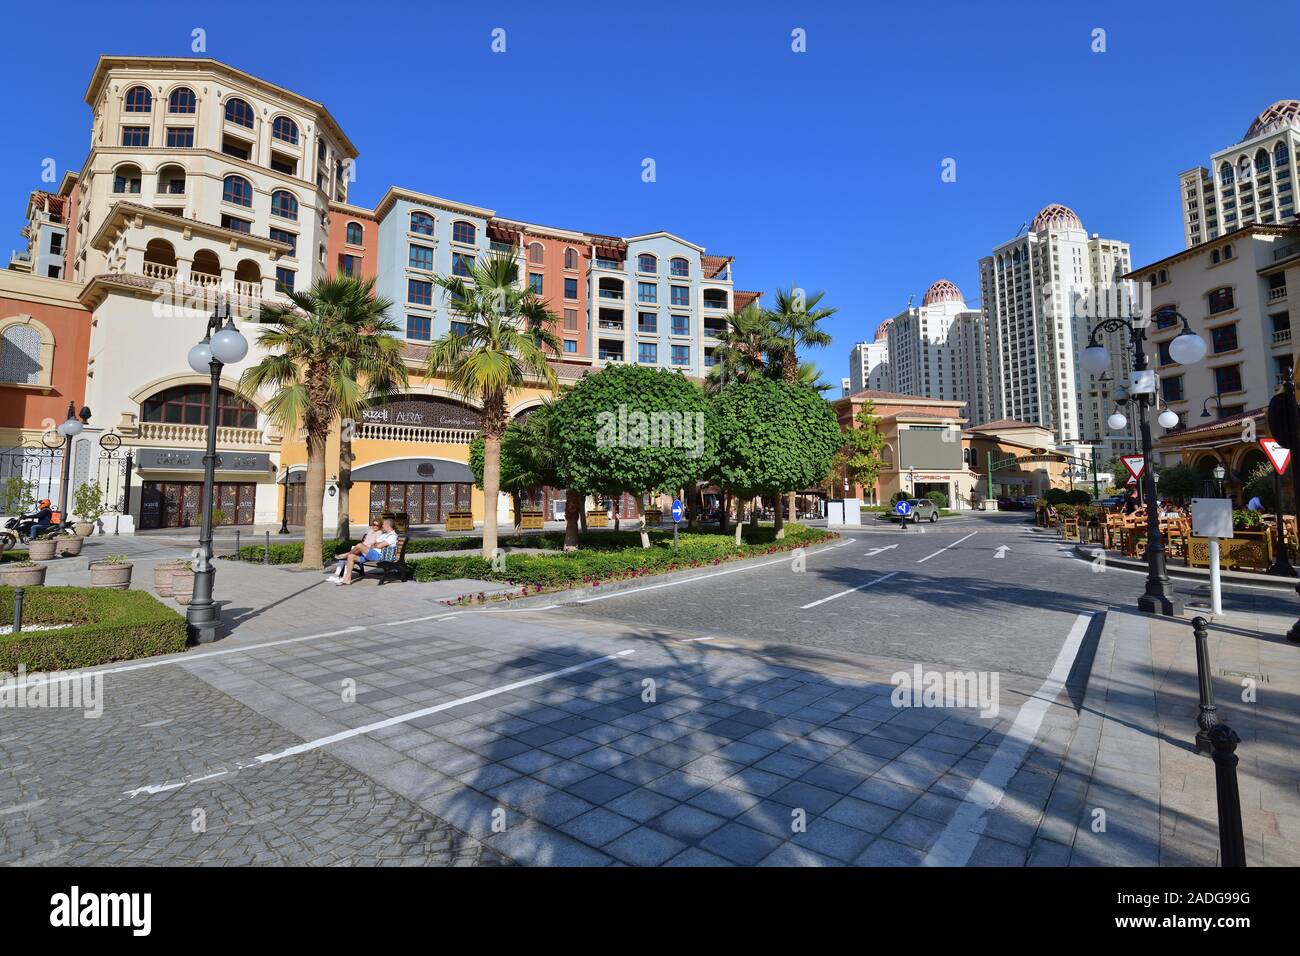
[
  {"left": 1121, "top": 455, "right": 1145, "bottom": 481},
  {"left": 1261, "top": 438, "right": 1292, "bottom": 475}
]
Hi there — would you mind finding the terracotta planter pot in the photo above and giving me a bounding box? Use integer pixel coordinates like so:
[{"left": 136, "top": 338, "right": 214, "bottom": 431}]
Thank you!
[
  {"left": 0, "top": 564, "right": 46, "bottom": 587},
  {"left": 89, "top": 562, "right": 133, "bottom": 589},
  {"left": 171, "top": 566, "right": 195, "bottom": 604},
  {"left": 27, "top": 538, "right": 58, "bottom": 561},
  {"left": 74, "top": 522, "right": 94, "bottom": 537},
  {"left": 154, "top": 561, "right": 184, "bottom": 596},
  {"left": 57, "top": 536, "right": 83, "bottom": 557}
]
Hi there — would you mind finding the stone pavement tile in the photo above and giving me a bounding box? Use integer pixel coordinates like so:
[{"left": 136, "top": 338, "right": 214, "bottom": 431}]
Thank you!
[
  {"left": 754, "top": 751, "right": 818, "bottom": 780},
  {"left": 880, "top": 812, "right": 946, "bottom": 852},
  {"left": 845, "top": 735, "right": 910, "bottom": 760},
  {"left": 501, "top": 749, "right": 562, "bottom": 775},
  {"left": 603, "top": 826, "right": 688, "bottom": 866},
  {"left": 798, "top": 762, "right": 864, "bottom": 796},
  {"left": 851, "top": 776, "right": 924, "bottom": 811},
  {"left": 968, "top": 834, "right": 1029, "bottom": 866},
  {"left": 732, "top": 801, "right": 799, "bottom": 838},
  {"left": 758, "top": 842, "right": 842, "bottom": 867},
  {"left": 699, "top": 821, "right": 785, "bottom": 865},
  {"left": 927, "top": 773, "right": 975, "bottom": 801},
  {"left": 1027, "top": 840, "right": 1073, "bottom": 867},
  {"left": 768, "top": 780, "right": 841, "bottom": 815},
  {"left": 787, "top": 818, "right": 874, "bottom": 863},
  {"left": 916, "top": 732, "right": 977, "bottom": 757},
  {"left": 907, "top": 791, "right": 964, "bottom": 825},
  {"left": 644, "top": 771, "right": 714, "bottom": 802},
  {"left": 605, "top": 758, "right": 674, "bottom": 787},
  {"left": 652, "top": 804, "right": 729, "bottom": 842},
  {"left": 723, "top": 766, "right": 791, "bottom": 798},
  {"left": 681, "top": 754, "right": 750, "bottom": 783},
  {"left": 530, "top": 759, "right": 598, "bottom": 788},
  {"left": 894, "top": 745, "right": 962, "bottom": 773},
  {"left": 822, "top": 795, "right": 900, "bottom": 835},
  {"left": 686, "top": 783, "right": 764, "bottom": 818},
  {"left": 664, "top": 847, "right": 734, "bottom": 866},
  {"left": 853, "top": 837, "right": 925, "bottom": 866},
  {"left": 484, "top": 819, "right": 614, "bottom": 867},
  {"left": 605, "top": 788, "right": 678, "bottom": 823},
  {"left": 559, "top": 807, "right": 640, "bottom": 846},
  {"left": 566, "top": 772, "right": 639, "bottom": 805},
  {"left": 873, "top": 759, "right": 946, "bottom": 791}
]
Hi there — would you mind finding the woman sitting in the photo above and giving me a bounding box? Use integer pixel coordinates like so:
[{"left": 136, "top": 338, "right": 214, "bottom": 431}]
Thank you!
[
  {"left": 328, "top": 519, "right": 382, "bottom": 578},
  {"left": 333, "top": 518, "right": 398, "bottom": 585}
]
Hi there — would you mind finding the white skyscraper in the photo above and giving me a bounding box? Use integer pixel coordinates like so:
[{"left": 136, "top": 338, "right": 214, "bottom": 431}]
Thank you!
[
  {"left": 848, "top": 325, "right": 892, "bottom": 393},
  {"left": 882, "top": 280, "right": 987, "bottom": 422},
  {"left": 978, "top": 204, "right": 1139, "bottom": 458}
]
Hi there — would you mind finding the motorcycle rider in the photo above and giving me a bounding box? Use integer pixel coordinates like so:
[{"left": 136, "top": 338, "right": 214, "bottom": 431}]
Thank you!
[{"left": 30, "top": 498, "right": 54, "bottom": 539}]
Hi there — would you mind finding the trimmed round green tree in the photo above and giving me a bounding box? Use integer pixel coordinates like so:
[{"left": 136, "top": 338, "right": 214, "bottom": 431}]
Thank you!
[
  {"left": 712, "top": 378, "right": 842, "bottom": 543},
  {"left": 551, "top": 364, "right": 716, "bottom": 543}
]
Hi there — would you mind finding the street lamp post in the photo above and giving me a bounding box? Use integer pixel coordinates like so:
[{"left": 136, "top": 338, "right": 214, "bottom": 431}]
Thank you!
[
  {"left": 184, "top": 300, "right": 248, "bottom": 644},
  {"left": 1081, "top": 309, "right": 1206, "bottom": 616},
  {"left": 56, "top": 402, "right": 91, "bottom": 523}
]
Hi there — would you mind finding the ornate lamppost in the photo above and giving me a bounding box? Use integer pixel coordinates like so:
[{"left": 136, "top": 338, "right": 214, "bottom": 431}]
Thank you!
[{"left": 56, "top": 402, "right": 91, "bottom": 521}]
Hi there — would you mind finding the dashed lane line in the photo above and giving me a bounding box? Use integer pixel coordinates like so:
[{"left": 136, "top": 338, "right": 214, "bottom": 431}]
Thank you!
[
  {"left": 799, "top": 571, "right": 900, "bottom": 610},
  {"left": 916, "top": 531, "right": 978, "bottom": 564}
]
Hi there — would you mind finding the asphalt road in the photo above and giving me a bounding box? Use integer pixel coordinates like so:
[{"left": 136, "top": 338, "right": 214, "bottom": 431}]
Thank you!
[{"left": 556, "top": 511, "right": 1298, "bottom": 683}]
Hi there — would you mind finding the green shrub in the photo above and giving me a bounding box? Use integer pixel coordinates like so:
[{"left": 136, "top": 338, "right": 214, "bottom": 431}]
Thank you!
[
  {"left": 0, "top": 549, "right": 29, "bottom": 563},
  {"left": 1043, "top": 488, "right": 1070, "bottom": 505},
  {"left": 1233, "top": 509, "right": 1263, "bottom": 529},
  {"left": 925, "top": 491, "right": 949, "bottom": 509},
  {"left": 0, "top": 586, "right": 187, "bottom": 671},
  {"left": 1064, "top": 490, "right": 1092, "bottom": 505}
]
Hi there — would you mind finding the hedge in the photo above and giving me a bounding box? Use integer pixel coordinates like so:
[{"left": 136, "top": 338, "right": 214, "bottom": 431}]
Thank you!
[
  {"left": 1, "top": 549, "right": 29, "bottom": 563},
  {"left": 230, "top": 530, "right": 674, "bottom": 564},
  {"left": 409, "top": 524, "right": 836, "bottom": 595},
  {"left": 0, "top": 586, "right": 187, "bottom": 671}
]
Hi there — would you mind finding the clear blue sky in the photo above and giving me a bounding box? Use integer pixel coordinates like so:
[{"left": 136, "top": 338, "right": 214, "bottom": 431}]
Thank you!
[{"left": 3, "top": 1, "right": 1296, "bottom": 380}]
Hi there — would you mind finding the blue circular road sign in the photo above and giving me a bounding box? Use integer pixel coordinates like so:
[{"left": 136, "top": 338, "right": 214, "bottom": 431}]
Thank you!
[
  {"left": 671, "top": 499, "right": 684, "bottom": 523},
  {"left": 894, "top": 500, "right": 912, "bottom": 516}
]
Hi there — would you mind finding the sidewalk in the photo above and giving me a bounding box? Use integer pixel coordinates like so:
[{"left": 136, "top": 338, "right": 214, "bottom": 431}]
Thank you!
[{"left": 1021, "top": 606, "right": 1300, "bottom": 866}]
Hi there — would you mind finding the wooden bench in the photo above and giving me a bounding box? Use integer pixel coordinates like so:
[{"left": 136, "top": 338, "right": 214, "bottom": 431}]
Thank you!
[{"left": 357, "top": 535, "right": 411, "bottom": 585}]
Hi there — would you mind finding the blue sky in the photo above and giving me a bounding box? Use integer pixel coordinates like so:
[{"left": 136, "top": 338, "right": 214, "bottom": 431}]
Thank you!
[{"left": 3, "top": 1, "right": 1297, "bottom": 381}]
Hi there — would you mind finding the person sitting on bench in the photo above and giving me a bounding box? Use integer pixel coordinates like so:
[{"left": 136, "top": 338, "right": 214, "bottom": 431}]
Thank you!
[
  {"left": 334, "top": 518, "right": 397, "bottom": 585},
  {"left": 328, "top": 519, "right": 382, "bottom": 578}
]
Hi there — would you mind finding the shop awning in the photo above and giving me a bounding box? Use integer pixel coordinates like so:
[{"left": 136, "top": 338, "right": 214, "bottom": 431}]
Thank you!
[{"left": 350, "top": 458, "right": 475, "bottom": 484}]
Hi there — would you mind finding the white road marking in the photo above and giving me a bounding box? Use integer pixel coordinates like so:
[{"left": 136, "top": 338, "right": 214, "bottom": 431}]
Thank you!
[
  {"left": 916, "top": 531, "right": 977, "bottom": 564},
  {"left": 865, "top": 545, "right": 899, "bottom": 557},
  {"left": 799, "top": 571, "right": 899, "bottom": 609},
  {"left": 124, "top": 648, "right": 636, "bottom": 797},
  {"left": 382, "top": 612, "right": 462, "bottom": 626},
  {"left": 923, "top": 612, "right": 1095, "bottom": 867},
  {"left": 993, "top": 545, "right": 1010, "bottom": 559}
]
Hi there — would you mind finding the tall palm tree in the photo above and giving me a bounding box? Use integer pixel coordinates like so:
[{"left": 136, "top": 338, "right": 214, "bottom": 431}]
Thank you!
[
  {"left": 704, "top": 302, "right": 778, "bottom": 393},
  {"left": 769, "top": 285, "right": 835, "bottom": 535},
  {"left": 427, "top": 251, "right": 559, "bottom": 559},
  {"left": 242, "top": 275, "right": 408, "bottom": 570}
]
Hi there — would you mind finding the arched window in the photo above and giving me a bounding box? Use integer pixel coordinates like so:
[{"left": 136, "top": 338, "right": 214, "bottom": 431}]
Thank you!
[
  {"left": 565, "top": 248, "right": 578, "bottom": 269},
  {"left": 1220, "top": 162, "right": 1235, "bottom": 186},
  {"left": 272, "top": 116, "right": 299, "bottom": 145},
  {"left": 112, "top": 164, "right": 142, "bottom": 194},
  {"left": 528, "top": 242, "right": 544, "bottom": 264},
  {"left": 410, "top": 211, "right": 434, "bottom": 235},
  {"left": 124, "top": 86, "right": 153, "bottom": 112},
  {"left": 670, "top": 257, "right": 689, "bottom": 277},
  {"left": 223, "top": 175, "right": 253, "bottom": 207},
  {"left": 0, "top": 322, "right": 47, "bottom": 386},
  {"left": 224, "top": 97, "right": 255, "bottom": 128},
  {"left": 1277, "top": 142, "right": 1290, "bottom": 166},
  {"left": 346, "top": 221, "right": 364, "bottom": 245},
  {"left": 638, "top": 253, "right": 657, "bottom": 273},
  {"left": 168, "top": 87, "right": 196, "bottom": 114},
  {"left": 142, "top": 385, "right": 257, "bottom": 429},
  {"left": 453, "top": 221, "right": 477, "bottom": 245},
  {"left": 270, "top": 190, "right": 298, "bottom": 220}
]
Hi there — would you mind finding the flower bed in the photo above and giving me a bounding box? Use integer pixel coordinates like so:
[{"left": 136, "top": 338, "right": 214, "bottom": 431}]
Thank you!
[{"left": 0, "top": 586, "right": 187, "bottom": 671}]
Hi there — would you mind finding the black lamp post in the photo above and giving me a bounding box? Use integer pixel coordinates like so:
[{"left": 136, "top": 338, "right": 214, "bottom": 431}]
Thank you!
[
  {"left": 1081, "top": 308, "right": 1206, "bottom": 616},
  {"left": 278, "top": 469, "right": 291, "bottom": 534},
  {"left": 184, "top": 299, "right": 248, "bottom": 644},
  {"left": 56, "top": 402, "right": 91, "bottom": 521}
]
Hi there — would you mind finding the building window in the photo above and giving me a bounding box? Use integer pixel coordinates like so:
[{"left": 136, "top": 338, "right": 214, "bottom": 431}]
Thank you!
[
  {"left": 1161, "top": 375, "right": 1184, "bottom": 403},
  {"left": 165, "top": 127, "right": 194, "bottom": 148},
  {"left": 1211, "top": 323, "right": 1238, "bottom": 353},
  {"left": 565, "top": 248, "right": 578, "bottom": 270},
  {"left": 1223, "top": 244, "right": 1234, "bottom": 260},
  {"left": 346, "top": 222, "right": 364, "bottom": 245},
  {"left": 670, "top": 285, "right": 689, "bottom": 306},
  {"left": 269, "top": 228, "right": 297, "bottom": 256},
  {"left": 1154, "top": 309, "right": 1179, "bottom": 330},
  {"left": 638, "top": 312, "right": 657, "bottom": 334},
  {"left": 529, "top": 273, "right": 543, "bottom": 294},
  {"left": 452, "top": 253, "right": 473, "bottom": 277},
  {"left": 113, "top": 168, "right": 141, "bottom": 194},
  {"left": 338, "top": 254, "right": 360, "bottom": 277},
  {"left": 563, "top": 309, "right": 578, "bottom": 331},
  {"left": 637, "top": 282, "right": 657, "bottom": 304},
  {"left": 270, "top": 190, "right": 298, "bottom": 220},
  {"left": 0, "top": 323, "right": 46, "bottom": 385},
  {"left": 451, "top": 320, "right": 469, "bottom": 336},
  {"left": 1157, "top": 341, "right": 1173, "bottom": 366},
  {"left": 408, "top": 279, "right": 433, "bottom": 306},
  {"left": 671, "top": 314, "right": 689, "bottom": 336},
  {"left": 637, "top": 254, "right": 657, "bottom": 273},
  {"left": 221, "top": 214, "right": 252, "bottom": 234},
  {"left": 453, "top": 221, "right": 477, "bottom": 245},
  {"left": 564, "top": 277, "right": 578, "bottom": 300},
  {"left": 1207, "top": 287, "right": 1234, "bottom": 314},
  {"left": 409, "top": 244, "right": 434, "bottom": 271},
  {"left": 121, "top": 126, "right": 149, "bottom": 147},
  {"left": 410, "top": 211, "right": 434, "bottom": 235},
  {"left": 142, "top": 385, "right": 257, "bottom": 429},
  {"left": 272, "top": 116, "right": 299, "bottom": 145},
  {"left": 406, "top": 313, "right": 432, "bottom": 341},
  {"left": 168, "top": 87, "right": 196, "bottom": 113},
  {"left": 225, "top": 98, "right": 255, "bottom": 128},
  {"left": 124, "top": 86, "right": 152, "bottom": 112},
  {"left": 564, "top": 339, "right": 578, "bottom": 354},
  {"left": 638, "top": 342, "right": 658, "bottom": 364},
  {"left": 275, "top": 267, "right": 296, "bottom": 294},
  {"left": 528, "top": 242, "right": 544, "bottom": 264},
  {"left": 223, "top": 175, "right": 254, "bottom": 207},
  {"left": 670, "top": 257, "right": 689, "bottom": 277},
  {"left": 1213, "top": 364, "right": 1243, "bottom": 394},
  {"left": 671, "top": 344, "right": 690, "bottom": 366}
]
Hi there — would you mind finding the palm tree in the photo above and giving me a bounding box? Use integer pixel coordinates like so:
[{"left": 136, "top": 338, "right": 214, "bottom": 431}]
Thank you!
[
  {"left": 427, "top": 251, "right": 559, "bottom": 559},
  {"left": 769, "top": 284, "right": 835, "bottom": 535},
  {"left": 242, "top": 275, "right": 408, "bottom": 570},
  {"left": 704, "top": 302, "right": 778, "bottom": 393}
]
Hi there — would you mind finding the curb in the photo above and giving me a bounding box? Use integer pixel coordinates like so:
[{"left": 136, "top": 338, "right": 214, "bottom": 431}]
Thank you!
[
  {"left": 438, "top": 534, "right": 848, "bottom": 609},
  {"left": 1071, "top": 542, "right": 1299, "bottom": 592}
]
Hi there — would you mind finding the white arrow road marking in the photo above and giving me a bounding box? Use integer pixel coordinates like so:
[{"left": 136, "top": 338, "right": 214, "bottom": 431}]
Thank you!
[
  {"left": 865, "top": 545, "right": 900, "bottom": 557},
  {"left": 124, "top": 649, "right": 636, "bottom": 798},
  {"left": 916, "top": 531, "right": 977, "bottom": 564},
  {"left": 994, "top": 545, "right": 1010, "bottom": 559},
  {"left": 799, "top": 571, "right": 899, "bottom": 609}
]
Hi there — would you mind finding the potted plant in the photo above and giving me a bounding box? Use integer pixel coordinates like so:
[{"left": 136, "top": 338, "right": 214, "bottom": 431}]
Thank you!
[
  {"left": 89, "top": 553, "right": 133, "bottom": 589},
  {"left": 171, "top": 562, "right": 195, "bottom": 604},
  {"left": 57, "top": 534, "right": 83, "bottom": 557},
  {"left": 72, "top": 483, "right": 105, "bottom": 537},
  {"left": 0, "top": 559, "right": 46, "bottom": 586},
  {"left": 154, "top": 558, "right": 191, "bottom": 597},
  {"left": 27, "top": 534, "right": 58, "bottom": 561}
]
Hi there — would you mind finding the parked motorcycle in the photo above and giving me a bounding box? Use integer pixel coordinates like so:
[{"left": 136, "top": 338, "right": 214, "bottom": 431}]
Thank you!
[{"left": 0, "top": 507, "right": 72, "bottom": 551}]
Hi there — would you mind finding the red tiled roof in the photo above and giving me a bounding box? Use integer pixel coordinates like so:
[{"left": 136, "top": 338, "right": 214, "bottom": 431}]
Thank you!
[
  {"left": 1161, "top": 406, "right": 1265, "bottom": 437},
  {"left": 844, "top": 388, "right": 964, "bottom": 405},
  {"left": 733, "top": 290, "right": 761, "bottom": 310},
  {"left": 701, "top": 255, "right": 733, "bottom": 278},
  {"left": 968, "top": 418, "right": 1046, "bottom": 431}
]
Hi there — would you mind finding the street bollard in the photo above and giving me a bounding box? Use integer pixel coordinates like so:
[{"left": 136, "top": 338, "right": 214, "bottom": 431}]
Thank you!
[
  {"left": 264, "top": 530, "right": 271, "bottom": 566},
  {"left": 235, "top": 529, "right": 241, "bottom": 562},
  {"left": 12, "top": 586, "right": 24, "bottom": 634},
  {"left": 1208, "top": 724, "right": 1247, "bottom": 867},
  {"left": 1191, "top": 616, "right": 1219, "bottom": 755}
]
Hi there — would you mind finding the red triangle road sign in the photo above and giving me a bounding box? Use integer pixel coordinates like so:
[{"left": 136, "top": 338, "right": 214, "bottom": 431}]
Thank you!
[
  {"left": 1121, "top": 455, "right": 1145, "bottom": 481},
  {"left": 1261, "top": 438, "right": 1292, "bottom": 475},
  {"left": 1125, "top": 475, "right": 1137, "bottom": 486}
]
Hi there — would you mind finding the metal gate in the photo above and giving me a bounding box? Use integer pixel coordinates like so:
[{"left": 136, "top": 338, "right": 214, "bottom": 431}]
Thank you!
[
  {"left": 93, "top": 448, "right": 134, "bottom": 514},
  {"left": 0, "top": 444, "right": 64, "bottom": 512}
]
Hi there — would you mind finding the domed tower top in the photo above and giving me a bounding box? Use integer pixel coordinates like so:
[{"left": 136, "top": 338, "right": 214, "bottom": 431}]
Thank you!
[
  {"left": 1031, "top": 203, "right": 1084, "bottom": 233},
  {"left": 1244, "top": 100, "right": 1300, "bottom": 141},
  {"left": 874, "top": 318, "right": 894, "bottom": 340},
  {"left": 922, "top": 279, "right": 964, "bottom": 307}
]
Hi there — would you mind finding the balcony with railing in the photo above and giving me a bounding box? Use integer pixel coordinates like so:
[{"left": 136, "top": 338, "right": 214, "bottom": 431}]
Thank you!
[
  {"left": 1268, "top": 284, "right": 1288, "bottom": 302},
  {"left": 1273, "top": 327, "right": 1292, "bottom": 346},
  {"left": 594, "top": 258, "right": 624, "bottom": 271},
  {"left": 137, "top": 422, "right": 266, "bottom": 447},
  {"left": 703, "top": 320, "right": 727, "bottom": 339},
  {"left": 354, "top": 421, "right": 477, "bottom": 444}
]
